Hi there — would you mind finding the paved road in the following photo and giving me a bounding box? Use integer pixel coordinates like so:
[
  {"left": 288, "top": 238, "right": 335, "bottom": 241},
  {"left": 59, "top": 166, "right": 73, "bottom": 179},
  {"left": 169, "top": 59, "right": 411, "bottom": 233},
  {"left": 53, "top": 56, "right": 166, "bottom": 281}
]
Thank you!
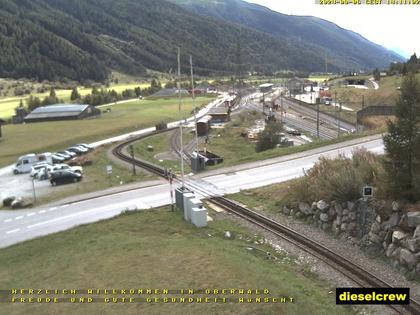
[{"left": 0, "top": 135, "right": 384, "bottom": 249}]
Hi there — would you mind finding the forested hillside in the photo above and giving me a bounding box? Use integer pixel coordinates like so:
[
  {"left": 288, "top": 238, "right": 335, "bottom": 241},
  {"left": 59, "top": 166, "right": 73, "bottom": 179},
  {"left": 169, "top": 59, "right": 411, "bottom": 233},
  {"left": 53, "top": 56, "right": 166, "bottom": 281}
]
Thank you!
[{"left": 0, "top": 0, "right": 404, "bottom": 82}]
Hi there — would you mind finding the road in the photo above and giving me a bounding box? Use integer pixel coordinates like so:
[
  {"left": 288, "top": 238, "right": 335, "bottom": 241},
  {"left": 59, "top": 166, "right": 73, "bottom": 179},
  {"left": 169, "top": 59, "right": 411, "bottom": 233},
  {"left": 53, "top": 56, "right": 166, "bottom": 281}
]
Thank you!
[{"left": 0, "top": 134, "right": 384, "bottom": 249}]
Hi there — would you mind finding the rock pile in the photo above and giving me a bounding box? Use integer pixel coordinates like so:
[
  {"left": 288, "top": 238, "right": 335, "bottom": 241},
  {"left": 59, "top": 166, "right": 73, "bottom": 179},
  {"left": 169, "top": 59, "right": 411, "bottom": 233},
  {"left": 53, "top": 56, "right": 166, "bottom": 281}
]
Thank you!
[{"left": 284, "top": 199, "right": 420, "bottom": 276}]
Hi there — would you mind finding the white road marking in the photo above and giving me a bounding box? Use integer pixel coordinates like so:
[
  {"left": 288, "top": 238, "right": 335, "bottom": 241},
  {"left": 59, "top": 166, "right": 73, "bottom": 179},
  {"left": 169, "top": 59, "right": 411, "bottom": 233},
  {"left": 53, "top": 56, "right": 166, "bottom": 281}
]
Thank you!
[
  {"left": 27, "top": 213, "right": 36, "bottom": 217},
  {"left": 39, "top": 210, "right": 46, "bottom": 214},
  {"left": 15, "top": 216, "right": 24, "bottom": 220},
  {"left": 4, "top": 219, "right": 12, "bottom": 223},
  {"left": 6, "top": 229, "right": 20, "bottom": 234}
]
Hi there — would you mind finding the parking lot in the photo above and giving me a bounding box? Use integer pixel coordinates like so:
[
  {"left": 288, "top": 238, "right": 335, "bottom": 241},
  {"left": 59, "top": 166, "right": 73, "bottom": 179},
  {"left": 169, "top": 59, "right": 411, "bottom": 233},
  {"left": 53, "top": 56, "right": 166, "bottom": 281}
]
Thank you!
[{"left": 0, "top": 164, "right": 64, "bottom": 203}]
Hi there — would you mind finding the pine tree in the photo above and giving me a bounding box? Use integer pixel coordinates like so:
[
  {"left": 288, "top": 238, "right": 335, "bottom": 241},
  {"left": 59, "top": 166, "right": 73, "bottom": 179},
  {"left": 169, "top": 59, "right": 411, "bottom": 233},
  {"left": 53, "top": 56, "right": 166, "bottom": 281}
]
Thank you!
[
  {"left": 383, "top": 73, "right": 420, "bottom": 201},
  {"left": 70, "top": 87, "right": 81, "bottom": 101}
]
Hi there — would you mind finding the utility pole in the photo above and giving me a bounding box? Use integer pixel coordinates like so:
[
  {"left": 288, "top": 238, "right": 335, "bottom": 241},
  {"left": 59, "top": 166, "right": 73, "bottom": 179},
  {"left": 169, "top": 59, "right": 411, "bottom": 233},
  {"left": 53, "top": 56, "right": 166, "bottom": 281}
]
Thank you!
[
  {"left": 335, "top": 90, "right": 340, "bottom": 137},
  {"left": 32, "top": 177, "right": 37, "bottom": 205},
  {"left": 316, "top": 101, "right": 320, "bottom": 138},
  {"left": 190, "top": 55, "right": 199, "bottom": 154},
  {"left": 177, "top": 48, "right": 185, "bottom": 188},
  {"left": 168, "top": 169, "right": 174, "bottom": 212},
  {"left": 280, "top": 95, "right": 284, "bottom": 124}
]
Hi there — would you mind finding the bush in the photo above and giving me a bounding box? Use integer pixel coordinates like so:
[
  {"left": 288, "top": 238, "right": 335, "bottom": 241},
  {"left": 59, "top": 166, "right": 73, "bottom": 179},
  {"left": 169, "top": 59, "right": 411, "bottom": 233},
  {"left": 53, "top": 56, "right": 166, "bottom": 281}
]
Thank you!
[{"left": 287, "top": 148, "right": 384, "bottom": 203}]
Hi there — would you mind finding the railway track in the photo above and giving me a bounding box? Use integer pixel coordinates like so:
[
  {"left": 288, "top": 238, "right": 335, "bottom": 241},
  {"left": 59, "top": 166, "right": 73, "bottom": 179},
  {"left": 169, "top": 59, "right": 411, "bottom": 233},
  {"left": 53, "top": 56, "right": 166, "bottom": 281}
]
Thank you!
[
  {"left": 283, "top": 98, "right": 356, "bottom": 132},
  {"left": 112, "top": 125, "right": 420, "bottom": 315}
]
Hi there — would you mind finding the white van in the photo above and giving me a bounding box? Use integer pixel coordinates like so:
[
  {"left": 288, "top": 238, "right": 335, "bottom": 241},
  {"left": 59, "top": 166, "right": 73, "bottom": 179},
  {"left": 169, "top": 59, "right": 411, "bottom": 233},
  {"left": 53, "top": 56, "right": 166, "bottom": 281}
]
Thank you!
[{"left": 13, "top": 153, "right": 53, "bottom": 174}]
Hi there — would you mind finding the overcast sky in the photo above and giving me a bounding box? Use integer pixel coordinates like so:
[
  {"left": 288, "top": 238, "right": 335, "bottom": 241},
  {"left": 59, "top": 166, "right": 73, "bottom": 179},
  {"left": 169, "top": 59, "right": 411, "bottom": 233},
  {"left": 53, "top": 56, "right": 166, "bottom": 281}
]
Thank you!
[{"left": 246, "top": 0, "right": 419, "bottom": 59}]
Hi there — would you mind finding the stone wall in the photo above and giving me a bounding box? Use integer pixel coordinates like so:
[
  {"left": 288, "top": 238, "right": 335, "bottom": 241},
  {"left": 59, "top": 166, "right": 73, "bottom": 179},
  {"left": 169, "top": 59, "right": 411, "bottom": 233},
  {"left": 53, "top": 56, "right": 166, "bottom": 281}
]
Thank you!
[{"left": 283, "top": 199, "right": 420, "bottom": 278}]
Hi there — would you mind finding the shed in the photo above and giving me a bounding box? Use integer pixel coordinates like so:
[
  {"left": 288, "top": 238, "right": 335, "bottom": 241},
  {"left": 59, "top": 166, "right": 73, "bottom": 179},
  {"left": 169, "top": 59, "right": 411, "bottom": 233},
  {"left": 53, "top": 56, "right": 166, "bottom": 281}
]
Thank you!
[
  {"left": 208, "top": 107, "right": 231, "bottom": 123},
  {"left": 24, "top": 104, "right": 100, "bottom": 123},
  {"left": 196, "top": 115, "right": 212, "bottom": 136},
  {"left": 259, "top": 83, "right": 274, "bottom": 93},
  {"left": 0, "top": 118, "right": 5, "bottom": 138}
]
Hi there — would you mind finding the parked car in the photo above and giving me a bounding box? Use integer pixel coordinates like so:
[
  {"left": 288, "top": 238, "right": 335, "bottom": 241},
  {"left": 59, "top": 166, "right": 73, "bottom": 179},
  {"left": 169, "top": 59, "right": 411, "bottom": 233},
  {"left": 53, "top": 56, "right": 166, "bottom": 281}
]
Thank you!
[
  {"left": 51, "top": 163, "right": 83, "bottom": 174},
  {"left": 52, "top": 154, "right": 66, "bottom": 163},
  {"left": 61, "top": 150, "right": 77, "bottom": 157},
  {"left": 50, "top": 170, "right": 83, "bottom": 186},
  {"left": 55, "top": 152, "right": 72, "bottom": 160},
  {"left": 13, "top": 153, "right": 53, "bottom": 174},
  {"left": 30, "top": 163, "right": 52, "bottom": 179},
  {"left": 76, "top": 143, "right": 93, "bottom": 151},
  {"left": 67, "top": 146, "right": 88, "bottom": 155}
]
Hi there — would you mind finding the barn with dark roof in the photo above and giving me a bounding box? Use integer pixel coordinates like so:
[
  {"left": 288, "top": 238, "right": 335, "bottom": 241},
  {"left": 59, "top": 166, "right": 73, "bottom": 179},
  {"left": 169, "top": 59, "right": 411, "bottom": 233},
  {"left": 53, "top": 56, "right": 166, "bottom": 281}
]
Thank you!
[{"left": 24, "top": 104, "right": 100, "bottom": 123}]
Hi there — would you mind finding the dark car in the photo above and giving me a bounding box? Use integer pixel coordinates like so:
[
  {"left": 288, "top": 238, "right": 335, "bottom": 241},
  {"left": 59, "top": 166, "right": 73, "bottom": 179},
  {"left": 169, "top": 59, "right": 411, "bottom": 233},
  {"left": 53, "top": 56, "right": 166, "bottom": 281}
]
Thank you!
[{"left": 50, "top": 170, "right": 83, "bottom": 186}]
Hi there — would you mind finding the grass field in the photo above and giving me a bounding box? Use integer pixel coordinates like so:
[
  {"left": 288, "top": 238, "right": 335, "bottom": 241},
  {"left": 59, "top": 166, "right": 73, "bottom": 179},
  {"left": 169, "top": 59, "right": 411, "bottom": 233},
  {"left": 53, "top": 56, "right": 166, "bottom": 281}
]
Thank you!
[
  {"left": 130, "top": 110, "right": 378, "bottom": 174},
  {"left": 0, "top": 208, "right": 356, "bottom": 315},
  {"left": 321, "top": 74, "right": 416, "bottom": 123},
  {"left": 0, "top": 83, "right": 150, "bottom": 119},
  {"left": 133, "top": 131, "right": 193, "bottom": 175},
  {"left": 0, "top": 96, "right": 214, "bottom": 167}
]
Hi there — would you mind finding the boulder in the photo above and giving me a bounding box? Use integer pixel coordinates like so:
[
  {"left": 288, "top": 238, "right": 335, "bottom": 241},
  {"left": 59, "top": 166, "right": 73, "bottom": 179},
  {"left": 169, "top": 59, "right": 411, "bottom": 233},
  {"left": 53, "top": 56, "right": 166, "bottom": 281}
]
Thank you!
[
  {"left": 298, "top": 202, "right": 312, "bottom": 216},
  {"left": 349, "top": 212, "right": 357, "bottom": 221},
  {"left": 388, "top": 212, "right": 400, "bottom": 227},
  {"left": 407, "top": 211, "right": 420, "bottom": 228},
  {"left": 11, "top": 197, "right": 32, "bottom": 209},
  {"left": 407, "top": 238, "right": 420, "bottom": 253},
  {"left": 320, "top": 213, "right": 329, "bottom": 222},
  {"left": 282, "top": 206, "right": 290, "bottom": 216},
  {"left": 392, "top": 230, "right": 408, "bottom": 244},
  {"left": 392, "top": 201, "right": 400, "bottom": 212},
  {"left": 347, "top": 201, "right": 356, "bottom": 212},
  {"left": 335, "top": 216, "right": 342, "bottom": 227},
  {"left": 340, "top": 223, "right": 348, "bottom": 232},
  {"left": 317, "top": 200, "right": 329, "bottom": 212},
  {"left": 3, "top": 196, "right": 16, "bottom": 207},
  {"left": 416, "top": 263, "right": 420, "bottom": 275},
  {"left": 368, "top": 232, "right": 382, "bottom": 244},
  {"left": 398, "top": 214, "right": 410, "bottom": 231},
  {"left": 224, "top": 231, "right": 232, "bottom": 239},
  {"left": 311, "top": 202, "right": 318, "bottom": 211},
  {"left": 399, "top": 248, "right": 417, "bottom": 270},
  {"left": 370, "top": 222, "right": 381, "bottom": 234},
  {"left": 347, "top": 222, "right": 357, "bottom": 232},
  {"left": 384, "top": 230, "right": 393, "bottom": 244},
  {"left": 335, "top": 203, "right": 343, "bottom": 216},
  {"left": 391, "top": 247, "right": 401, "bottom": 259},
  {"left": 343, "top": 209, "right": 349, "bottom": 216},
  {"left": 328, "top": 207, "right": 336, "bottom": 219},
  {"left": 414, "top": 225, "right": 420, "bottom": 239},
  {"left": 376, "top": 215, "right": 382, "bottom": 223},
  {"left": 386, "top": 243, "right": 397, "bottom": 257}
]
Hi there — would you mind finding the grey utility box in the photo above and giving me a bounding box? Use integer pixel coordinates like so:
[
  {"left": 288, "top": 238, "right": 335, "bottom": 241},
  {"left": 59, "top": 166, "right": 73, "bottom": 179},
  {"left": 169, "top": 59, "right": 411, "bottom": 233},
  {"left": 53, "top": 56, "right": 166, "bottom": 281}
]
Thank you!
[
  {"left": 191, "top": 206, "right": 208, "bottom": 228},
  {"left": 186, "top": 198, "right": 203, "bottom": 222},
  {"left": 182, "top": 192, "right": 196, "bottom": 221},
  {"left": 190, "top": 155, "right": 206, "bottom": 173},
  {"left": 175, "top": 187, "right": 192, "bottom": 212}
]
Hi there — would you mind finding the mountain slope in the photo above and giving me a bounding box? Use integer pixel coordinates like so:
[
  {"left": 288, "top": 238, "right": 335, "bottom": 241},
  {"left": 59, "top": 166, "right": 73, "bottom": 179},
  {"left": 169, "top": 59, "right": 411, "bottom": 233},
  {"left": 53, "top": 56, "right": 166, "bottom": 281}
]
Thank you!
[
  {"left": 170, "top": 0, "right": 404, "bottom": 71},
  {"left": 0, "top": 0, "right": 404, "bottom": 82},
  {"left": 0, "top": 0, "right": 329, "bottom": 82}
]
